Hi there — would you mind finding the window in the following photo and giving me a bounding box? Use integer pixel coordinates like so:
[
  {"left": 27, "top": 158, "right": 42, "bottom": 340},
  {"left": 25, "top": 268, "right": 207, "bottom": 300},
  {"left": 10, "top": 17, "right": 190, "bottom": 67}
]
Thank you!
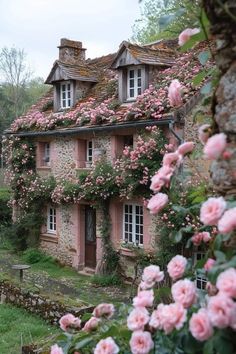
[
  {"left": 60, "top": 81, "right": 71, "bottom": 108},
  {"left": 194, "top": 251, "right": 207, "bottom": 290},
  {"left": 123, "top": 204, "right": 143, "bottom": 245},
  {"left": 43, "top": 143, "right": 50, "bottom": 164},
  {"left": 123, "top": 135, "right": 133, "bottom": 149},
  {"left": 86, "top": 140, "right": 93, "bottom": 163},
  {"left": 127, "top": 67, "right": 142, "bottom": 100},
  {"left": 47, "top": 207, "right": 56, "bottom": 234}
]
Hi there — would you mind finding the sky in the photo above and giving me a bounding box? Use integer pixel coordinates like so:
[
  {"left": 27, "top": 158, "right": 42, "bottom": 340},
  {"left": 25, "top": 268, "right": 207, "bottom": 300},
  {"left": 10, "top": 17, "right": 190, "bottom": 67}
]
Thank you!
[{"left": 0, "top": 0, "right": 142, "bottom": 80}]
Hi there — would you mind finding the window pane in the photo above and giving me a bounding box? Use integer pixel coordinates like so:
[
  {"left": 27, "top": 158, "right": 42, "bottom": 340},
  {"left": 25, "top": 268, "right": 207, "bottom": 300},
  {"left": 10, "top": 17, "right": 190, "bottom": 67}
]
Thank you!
[
  {"left": 138, "top": 78, "right": 141, "bottom": 87},
  {"left": 129, "top": 79, "right": 134, "bottom": 88},
  {"left": 138, "top": 69, "right": 142, "bottom": 77},
  {"left": 130, "top": 89, "right": 134, "bottom": 97},
  {"left": 129, "top": 70, "right": 134, "bottom": 78},
  {"left": 138, "top": 88, "right": 142, "bottom": 95}
]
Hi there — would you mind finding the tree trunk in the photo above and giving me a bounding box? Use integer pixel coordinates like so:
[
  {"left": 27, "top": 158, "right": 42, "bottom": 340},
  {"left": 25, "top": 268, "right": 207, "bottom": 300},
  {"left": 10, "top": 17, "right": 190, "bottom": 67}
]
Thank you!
[{"left": 202, "top": 0, "right": 236, "bottom": 196}]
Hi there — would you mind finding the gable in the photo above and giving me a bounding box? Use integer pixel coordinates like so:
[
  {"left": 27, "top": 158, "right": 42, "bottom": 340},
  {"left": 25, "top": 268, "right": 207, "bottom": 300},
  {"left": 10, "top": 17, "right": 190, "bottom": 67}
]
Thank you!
[{"left": 112, "top": 47, "right": 141, "bottom": 69}]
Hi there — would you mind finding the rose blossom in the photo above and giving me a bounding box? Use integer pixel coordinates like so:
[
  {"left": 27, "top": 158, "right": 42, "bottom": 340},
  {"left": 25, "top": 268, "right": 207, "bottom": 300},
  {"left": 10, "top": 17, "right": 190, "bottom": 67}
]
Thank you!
[
  {"left": 168, "top": 79, "right": 183, "bottom": 107},
  {"left": 147, "top": 193, "right": 168, "bottom": 215},
  {"left": 59, "top": 313, "right": 81, "bottom": 331},
  {"left": 129, "top": 331, "right": 154, "bottom": 354},
  {"left": 191, "top": 231, "right": 211, "bottom": 246},
  {"left": 50, "top": 344, "right": 63, "bottom": 354},
  {"left": 149, "top": 304, "right": 164, "bottom": 329},
  {"left": 177, "top": 142, "right": 194, "bottom": 156},
  {"left": 198, "top": 124, "right": 211, "bottom": 144},
  {"left": 203, "top": 133, "right": 227, "bottom": 160},
  {"left": 142, "top": 265, "right": 164, "bottom": 286},
  {"left": 83, "top": 316, "right": 100, "bottom": 332},
  {"left": 150, "top": 166, "right": 174, "bottom": 192},
  {"left": 93, "top": 303, "right": 115, "bottom": 318},
  {"left": 127, "top": 307, "right": 150, "bottom": 331},
  {"left": 204, "top": 258, "right": 216, "bottom": 271},
  {"left": 216, "top": 268, "right": 236, "bottom": 298},
  {"left": 167, "top": 255, "right": 187, "bottom": 280},
  {"left": 149, "top": 174, "right": 165, "bottom": 192},
  {"left": 218, "top": 208, "right": 236, "bottom": 233},
  {"left": 189, "top": 309, "right": 213, "bottom": 341},
  {"left": 133, "top": 289, "right": 154, "bottom": 308},
  {"left": 163, "top": 152, "right": 181, "bottom": 167},
  {"left": 171, "top": 279, "right": 197, "bottom": 308},
  {"left": 159, "top": 303, "right": 187, "bottom": 334},
  {"left": 200, "top": 197, "right": 226, "bottom": 226},
  {"left": 178, "top": 28, "right": 200, "bottom": 46},
  {"left": 206, "top": 282, "right": 218, "bottom": 296},
  {"left": 207, "top": 293, "right": 236, "bottom": 328},
  {"left": 94, "top": 337, "right": 119, "bottom": 354}
]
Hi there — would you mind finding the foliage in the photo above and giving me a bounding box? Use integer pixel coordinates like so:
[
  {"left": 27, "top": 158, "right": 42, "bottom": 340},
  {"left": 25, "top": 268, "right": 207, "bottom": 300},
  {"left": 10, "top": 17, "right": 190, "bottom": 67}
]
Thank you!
[
  {"left": 22, "top": 248, "right": 56, "bottom": 265},
  {"left": 132, "top": 0, "right": 200, "bottom": 44},
  {"left": 0, "top": 188, "right": 11, "bottom": 225},
  {"left": 91, "top": 274, "right": 123, "bottom": 287}
]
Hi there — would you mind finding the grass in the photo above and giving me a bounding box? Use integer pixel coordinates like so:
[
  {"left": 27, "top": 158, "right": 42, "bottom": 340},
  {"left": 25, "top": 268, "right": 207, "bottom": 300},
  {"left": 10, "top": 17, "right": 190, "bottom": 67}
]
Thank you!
[{"left": 0, "top": 303, "right": 59, "bottom": 354}]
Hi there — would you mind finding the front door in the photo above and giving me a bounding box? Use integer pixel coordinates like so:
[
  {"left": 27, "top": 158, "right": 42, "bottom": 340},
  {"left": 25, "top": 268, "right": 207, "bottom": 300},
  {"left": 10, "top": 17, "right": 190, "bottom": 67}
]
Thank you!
[{"left": 85, "top": 206, "right": 96, "bottom": 268}]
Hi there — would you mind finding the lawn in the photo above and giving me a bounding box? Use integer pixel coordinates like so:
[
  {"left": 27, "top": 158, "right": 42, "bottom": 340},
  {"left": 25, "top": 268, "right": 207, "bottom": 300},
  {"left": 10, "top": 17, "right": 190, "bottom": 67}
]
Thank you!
[{"left": 0, "top": 303, "right": 59, "bottom": 354}]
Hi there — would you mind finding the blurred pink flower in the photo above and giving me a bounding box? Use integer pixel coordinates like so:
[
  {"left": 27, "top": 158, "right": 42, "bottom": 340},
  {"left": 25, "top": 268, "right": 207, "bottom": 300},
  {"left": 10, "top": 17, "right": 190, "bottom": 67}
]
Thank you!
[
  {"left": 191, "top": 231, "right": 211, "bottom": 246},
  {"left": 168, "top": 79, "right": 183, "bottom": 107},
  {"left": 200, "top": 197, "right": 226, "bottom": 226},
  {"left": 93, "top": 303, "right": 115, "bottom": 319},
  {"left": 159, "top": 302, "right": 187, "bottom": 334},
  {"left": 203, "top": 133, "right": 227, "bottom": 160},
  {"left": 189, "top": 309, "right": 213, "bottom": 341},
  {"left": 177, "top": 142, "right": 194, "bottom": 156},
  {"left": 142, "top": 265, "right": 164, "bottom": 286},
  {"left": 204, "top": 258, "right": 216, "bottom": 271},
  {"left": 163, "top": 152, "right": 182, "bottom": 168},
  {"left": 59, "top": 313, "right": 81, "bottom": 332},
  {"left": 167, "top": 255, "right": 187, "bottom": 280},
  {"left": 147, "top": 193, "right": 168, "bottom": 215},
  {"left": 50, "top": 344, "right": 63, "bottom": 354},
  {"left": 207, "top": 293, "right": 236, "bottom": 328},
  {"left": 178, "top": 28, "right": 200, "bottom": 46},
  {"left": 127, "top": 307, "right": 150, "bottom": 331},
  {"left": 83, "top": 317, "right": 100, "bottom": 332},
  {"left": 133, "top": 289, "right": 154, "bottom": 308},
  {"left": 94, "top": 337, "right": 119, "bottom": 354},
  {"left": 216, "top": 268, "right": 236, "bottom": 298},
  {"left": 198, "top": 124, "right": 211, "bottom": 144},
  {"left": 129, "top": 331, "right": 154, "bottom": 354},
  {"left": 171, "top": 279, "right": 197, "bottom": 308},
  {"left": 218, "top": 208, "right": 236, "bottom": 233}
]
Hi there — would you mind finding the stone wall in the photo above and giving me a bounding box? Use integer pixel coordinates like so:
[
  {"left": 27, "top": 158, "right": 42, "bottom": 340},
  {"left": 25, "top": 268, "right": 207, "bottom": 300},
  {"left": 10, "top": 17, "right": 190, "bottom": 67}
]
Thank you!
[{"left": 0, "top": 280, "right": 94, "bottom": 325}]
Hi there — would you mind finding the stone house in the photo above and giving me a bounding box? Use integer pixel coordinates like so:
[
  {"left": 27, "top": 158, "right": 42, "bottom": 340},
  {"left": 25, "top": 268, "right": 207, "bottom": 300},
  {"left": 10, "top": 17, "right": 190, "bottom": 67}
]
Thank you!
[{"left": 6, "top": 38, "right": 208, "bottom": 273}]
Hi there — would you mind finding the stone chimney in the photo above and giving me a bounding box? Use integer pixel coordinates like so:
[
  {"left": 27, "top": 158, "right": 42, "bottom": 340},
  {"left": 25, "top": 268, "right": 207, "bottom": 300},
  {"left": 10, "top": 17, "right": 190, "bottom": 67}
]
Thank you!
[{"left": 58, "top": 38, "right": 86, "bottom": 64}]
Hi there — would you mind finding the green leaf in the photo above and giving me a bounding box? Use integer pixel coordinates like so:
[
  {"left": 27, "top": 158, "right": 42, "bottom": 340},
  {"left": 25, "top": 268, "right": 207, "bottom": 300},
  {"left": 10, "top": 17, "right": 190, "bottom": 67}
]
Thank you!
[
  {"left": 214, "top": 234, "right": 223, "bottom": 250},
  {"left": 203, "top": 338, "right": 214, "bottom": 354},
  {"left": 214, "top": 250, "right": 226, "bottom": 263},
  {"left": 198, "top": 50, "right": 210, "bottom": 65},
  {"left": 74, "top": 336, "right": 93, "bottom": 349},
  {"left": 173, "top": 230, "right": 183, "bottom": 243},
  {"left": 180, "top": 31, "right": 207, "bottom": 52},
  {"left": 192, "top": 70, "right": 208, "bottom": 86},
  {"left": 81, "top": 312, "right": 92, "bottom": 322}
]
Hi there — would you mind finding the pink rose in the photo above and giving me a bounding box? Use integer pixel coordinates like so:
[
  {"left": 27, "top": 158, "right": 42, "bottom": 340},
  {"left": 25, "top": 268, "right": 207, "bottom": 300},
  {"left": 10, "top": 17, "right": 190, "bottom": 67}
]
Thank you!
[
  {"left": 198, "top": 124, "right": 211, "bottom": 144},
  {"left": 149, "top": 174, "right": 165, "bottom": 193},
  {"left": 207, "top": 293, "right": 236, "bottom": 328},
  {"left": 218, "top": 208, "right": 236, "bottom": 233},
  {"left": 147, "top": 193, "right": 168, "bottom": 215},
  {"left": 167, "top": 255, "right": 187, "bottom": 280},
  {"left": 203, "top": 133, "right": 227, "bottom": 160},
  {"left": 200, "top": 197, "right": 226, "bottom": 226},
  {"left": 50, "top": 344, "right": 63, "bottom": 354},
  {"left": 171, "top": 279, "right": 197, "bottom": 308},
  {"left": 83, "top": 316, "right": 100, "bottom": 332},
  {"left": 204, "top": 258, "right": 216, "bottom": 271},
  {"left": 150, "top": 166, "right": 173, "bottom": 192},
  {"left": 189, "top": 309, "right": 213, "bottom": 341},
  {"left": 206, "top": 282, "right": 218, "bottom": 296},
  {"left": 129, "top": 331, "right": 154, "bottom": 354},
  {"left": 168, "top": 79, "right": 183, "bottom": 107},
  {"left": 191, "top": 231, "right": 211, "bottom": 246},
  {"left": 142, "top": 265, "right": 164, "bottom": 287},
  {"left": 59, "top": 313, "right": 81, "bottom": 332},
  {"left": 93, "top": 303, "right": 115, "bottom": 318},
  {"left": 133, "top": 289, "right": 154, "bottom": 308},
  {"left": 159, "top": 303, "right": 187, "bottom": 334},
  {"left": 178, "top": 28, "right": 200, "bottom": 46},
  {"left": 216, "top": 268, "right": 236, "bottom": 298},
  {"left": 94, "top": 337, "right": 119, "bottom": 354},
  {"left": 177, "top": 142, "right": 194, "bottom": 156},
  {"left": 127, "top": 307, "right": 150, "bottom": 331},
  {"left": 163, "top": 152, "right": 182, "bottom": 168},
  {"left": 149, "top": 305, "right": 163, "bottom": 329}
]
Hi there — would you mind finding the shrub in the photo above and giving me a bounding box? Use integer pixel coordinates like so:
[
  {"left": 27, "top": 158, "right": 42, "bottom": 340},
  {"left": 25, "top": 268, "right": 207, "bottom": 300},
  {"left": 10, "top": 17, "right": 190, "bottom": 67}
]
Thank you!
[
  {"left": 91, "top": 274, "right": 123, "bottom": 287},
  {"left": 0, "top": 188, "right": 11, "bottom": 226},
  {"left": 22, "top": 248, "right": 55, "bottom": 264}
]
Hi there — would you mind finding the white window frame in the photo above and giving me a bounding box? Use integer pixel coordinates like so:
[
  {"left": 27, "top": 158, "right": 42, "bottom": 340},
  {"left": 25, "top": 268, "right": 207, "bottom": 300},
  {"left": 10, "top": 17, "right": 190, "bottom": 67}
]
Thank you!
[
  {"left": 193, "top": 251, "right": 207, "bottom": 290},
  {"left": 60, "top": 81, "right": 72, "bottom": 109},
  {"left": 127, "top": 66, "right": 142, "bottom": 100},
  {"left": 47, "top": 206, "right": 57, "bottom": 234},
  {"left": 123, "top": 204, "right": 143, "bottom": 246},
  {"left": 86, "top": 140, "right": 93, "bottom": 163}
]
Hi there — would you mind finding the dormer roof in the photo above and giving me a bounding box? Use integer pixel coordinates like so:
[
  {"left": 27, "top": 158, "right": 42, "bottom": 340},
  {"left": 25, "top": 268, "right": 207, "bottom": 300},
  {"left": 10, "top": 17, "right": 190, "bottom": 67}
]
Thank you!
[
  {"left": 45, "top": 60, "right": 98, "bottom": 84},
  {"left": 110, "top": 41, "right": 176, "bottom": 69}
]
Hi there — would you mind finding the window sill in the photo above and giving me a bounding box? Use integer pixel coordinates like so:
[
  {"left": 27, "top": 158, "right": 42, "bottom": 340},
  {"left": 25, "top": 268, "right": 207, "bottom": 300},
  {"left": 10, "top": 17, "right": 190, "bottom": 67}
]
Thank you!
[
  {"left": 120, "top": 247, "right": 139, "bottom": 257},
  {"left": 40, "top": 233, "right": 58, "bottom": 243},
  {"left": 37, "top": 166, "right": 51, "bottom": 170}
]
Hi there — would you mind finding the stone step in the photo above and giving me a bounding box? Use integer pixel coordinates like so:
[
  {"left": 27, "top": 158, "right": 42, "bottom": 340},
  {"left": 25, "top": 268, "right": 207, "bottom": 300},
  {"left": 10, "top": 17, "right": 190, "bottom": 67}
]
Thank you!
[{"left": 78, "top": 267, "right": 95, "bottom": 276}]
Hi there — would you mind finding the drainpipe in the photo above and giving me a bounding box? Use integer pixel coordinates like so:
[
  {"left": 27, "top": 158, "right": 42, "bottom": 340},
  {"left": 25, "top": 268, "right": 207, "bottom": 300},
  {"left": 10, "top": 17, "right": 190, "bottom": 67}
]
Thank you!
[{"left": 168, "top": 121, "right": 183, "bottom": 144}]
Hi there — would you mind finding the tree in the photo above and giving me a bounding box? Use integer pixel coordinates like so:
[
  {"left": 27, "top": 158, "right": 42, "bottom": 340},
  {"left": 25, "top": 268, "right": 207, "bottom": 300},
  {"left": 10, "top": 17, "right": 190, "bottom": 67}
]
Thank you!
[{"left": 132, "top": 0, "right": 200, "bottom": 44}]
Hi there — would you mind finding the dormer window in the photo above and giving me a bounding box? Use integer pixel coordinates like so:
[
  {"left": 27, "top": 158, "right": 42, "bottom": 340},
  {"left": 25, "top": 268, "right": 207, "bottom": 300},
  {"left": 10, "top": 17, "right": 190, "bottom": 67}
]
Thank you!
[
  {"left": 60, "top": 81, "right": 71, "bottom": 108},
  {"left": 127, "top": 67, "right": 142, "bottom": 100}
]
